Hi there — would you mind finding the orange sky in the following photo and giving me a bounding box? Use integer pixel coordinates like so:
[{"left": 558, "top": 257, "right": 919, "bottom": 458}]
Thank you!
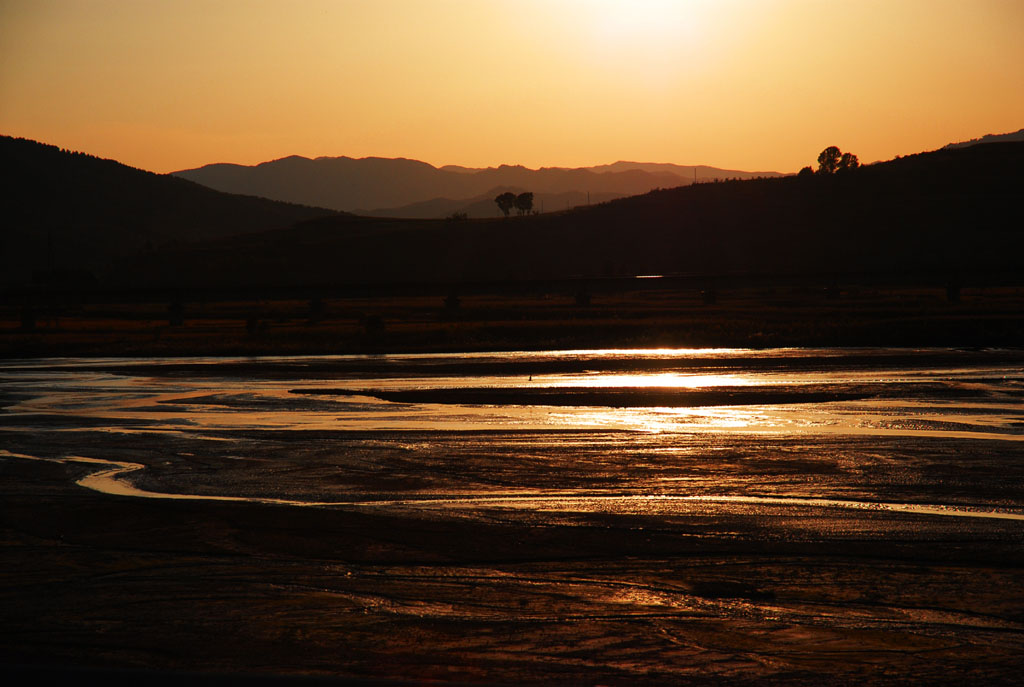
[{"left": 1, "top": 0, "right": 1022, "bottom": 174}]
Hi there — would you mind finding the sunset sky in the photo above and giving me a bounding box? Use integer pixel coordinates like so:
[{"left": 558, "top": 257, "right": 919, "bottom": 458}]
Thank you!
[{"left": 1, "top": 0, "right": 1022, "bottom": 174}]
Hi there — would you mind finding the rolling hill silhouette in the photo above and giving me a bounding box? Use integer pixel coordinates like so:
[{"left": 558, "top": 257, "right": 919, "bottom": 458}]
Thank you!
[
  {"left": 1, "top": 136, "right": 336, "bottom": 286},
  {"left": 943, "top": 128, "right": 1024, "bottom": 149},
  {"left": 122, "top": 142, "right": 1023, "bottom": 289},
  {"left": 173, "top": 156, "right": 780, "bottom": 217}
]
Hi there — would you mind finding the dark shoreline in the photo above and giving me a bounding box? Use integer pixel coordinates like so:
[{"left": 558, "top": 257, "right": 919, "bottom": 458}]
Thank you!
[
  {"left": 3, "top": 281, "right": 1024, "bottom": 358},
  {"left": 8, "top": 347, "right": 1023, "bottom": 384}
]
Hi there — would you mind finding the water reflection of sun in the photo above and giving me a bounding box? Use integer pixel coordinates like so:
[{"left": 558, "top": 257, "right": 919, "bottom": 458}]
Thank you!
[
  {"left": 539, "top": 373, "right": 759, "bottom": 389},
  {"left": 547, "top": 406, "right": 769, "bottom": 434}
]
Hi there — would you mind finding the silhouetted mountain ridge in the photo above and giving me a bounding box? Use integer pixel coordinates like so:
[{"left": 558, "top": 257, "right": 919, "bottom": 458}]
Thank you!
[
  {"left": 943, "top": 128, "right": 1024, "bottom": 149},
  {"left": 174, "top": 155, "right": 781, "bottom": 217},
  {"left": 587, "top": 160, "right": 781, "bottom": 179},
  {"left": 126, "top": 142, "right": 1024, "bottom": 288},
  {"left": 1, "top": 136, "right": 336, "bottom": 285}
]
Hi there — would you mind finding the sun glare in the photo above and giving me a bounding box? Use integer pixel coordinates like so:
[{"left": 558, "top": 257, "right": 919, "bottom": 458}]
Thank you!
[
  {"left": 590, "top": 0, "right": 699, "bottom": 46},
  {"left": 576, "top": 0, "right": 710, "bottom": 85}
]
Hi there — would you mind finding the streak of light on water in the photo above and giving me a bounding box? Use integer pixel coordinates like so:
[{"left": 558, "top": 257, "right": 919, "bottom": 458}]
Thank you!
[
  {"left": 1, "top": 349, "right": 1022, "bottom": 438},
  {"left": 4, "top": 450, "right": 1023, "bottom": 522},
  {"left": 2, "top": 348, "right": 1024, "bottom": 517}
]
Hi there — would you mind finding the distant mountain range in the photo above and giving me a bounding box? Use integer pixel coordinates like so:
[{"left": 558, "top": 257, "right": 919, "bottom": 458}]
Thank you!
[{"left": 172, "top": 157, "right": 782, "bottom": 218}]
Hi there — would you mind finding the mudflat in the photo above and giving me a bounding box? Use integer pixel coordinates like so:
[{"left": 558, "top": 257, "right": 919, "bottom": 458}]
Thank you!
[{"left": 2, "top": 350, "right": 1023, "bottom": 685}]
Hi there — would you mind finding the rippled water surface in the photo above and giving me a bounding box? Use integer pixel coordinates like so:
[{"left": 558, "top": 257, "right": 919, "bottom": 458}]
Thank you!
[
  {"left": 3, "top": 348, "right": 1024, "bottom": 684},
  {"left": 3, "top": 347, "right": 1024, "bottom": 514}
]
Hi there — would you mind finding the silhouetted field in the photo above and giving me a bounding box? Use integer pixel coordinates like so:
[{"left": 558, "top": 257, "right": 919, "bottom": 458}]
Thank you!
[{"left": 3, "top": 282, "right": 1023, "bottom": 357}]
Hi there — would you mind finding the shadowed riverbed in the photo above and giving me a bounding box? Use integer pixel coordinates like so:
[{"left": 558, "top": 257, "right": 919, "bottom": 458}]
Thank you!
[{"left": 2, "top": 348, "right": 1024, "bottom": 684}]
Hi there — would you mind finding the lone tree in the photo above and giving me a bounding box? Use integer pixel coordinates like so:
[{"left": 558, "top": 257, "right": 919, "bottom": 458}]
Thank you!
[
  {"left": 816, "top": 146, "right": 859, "bottom": 174},
  {"left": 817, "top": 146, "right": 842, "bottom": 174},
  {"left": 514, "top": 191, "right": 534, "bottom": 216},
  {"left": 494, "top": 192, "right": 516, "bottom": 217}
]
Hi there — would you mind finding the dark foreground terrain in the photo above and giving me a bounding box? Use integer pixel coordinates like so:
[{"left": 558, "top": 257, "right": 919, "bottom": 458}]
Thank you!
[{"left": 3, "top": 457, "right": 1023, "bottom": 686}]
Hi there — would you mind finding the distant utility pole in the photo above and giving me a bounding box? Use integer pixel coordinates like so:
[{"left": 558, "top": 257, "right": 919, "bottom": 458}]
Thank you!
[{"left": 587, "top": 191, "right": 590, "bottom": 205}]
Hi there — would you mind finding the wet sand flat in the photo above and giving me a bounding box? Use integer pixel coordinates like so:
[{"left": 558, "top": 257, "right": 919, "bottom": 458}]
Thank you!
[{"left": 2, "top": 349, "right": 1024, "bottom": 684}]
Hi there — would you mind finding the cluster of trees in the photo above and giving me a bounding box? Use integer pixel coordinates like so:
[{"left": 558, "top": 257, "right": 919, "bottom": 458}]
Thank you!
[
  {"left": 495, "top": 191, "right": 534, "bottom": 217},
  {"left": 799, "top": 146, "right": 860, "bottom": 176}
]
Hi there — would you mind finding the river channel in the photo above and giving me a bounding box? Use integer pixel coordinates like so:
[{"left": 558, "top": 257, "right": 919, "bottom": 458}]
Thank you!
[{"left": 2, "top": 348, "right": 1023, "bottom": 684}]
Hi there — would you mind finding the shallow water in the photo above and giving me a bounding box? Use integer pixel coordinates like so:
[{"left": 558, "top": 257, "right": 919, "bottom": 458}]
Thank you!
[
  {"left": 3, "top": 347, "right": 1024, "bottom": 513},
  {"left": 4, "top": 348, "right": 1024, "bottom": 683}
]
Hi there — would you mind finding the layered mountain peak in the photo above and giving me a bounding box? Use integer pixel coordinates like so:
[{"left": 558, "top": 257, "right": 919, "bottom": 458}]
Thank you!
[{"left": 173, "top": 155, "right": 782, "bottom": 217}]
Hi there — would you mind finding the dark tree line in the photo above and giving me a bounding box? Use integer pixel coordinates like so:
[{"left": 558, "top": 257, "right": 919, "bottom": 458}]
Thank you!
[
  {"left": 495, "top": 191, "right": 534, "bottom": 217},
  {"left": 799, "top": 146, "right": 859, "bottom": 176}
]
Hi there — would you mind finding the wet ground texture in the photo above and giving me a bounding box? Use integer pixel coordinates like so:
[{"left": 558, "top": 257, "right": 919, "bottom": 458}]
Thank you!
[{"left": 2, "top": 348, "right": 1024, "bottom": 684}]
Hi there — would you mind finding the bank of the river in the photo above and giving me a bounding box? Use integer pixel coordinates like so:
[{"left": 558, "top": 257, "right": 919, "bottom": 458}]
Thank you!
[{"left": 3, "top": 284, "right": 1024, "bottom": 357}]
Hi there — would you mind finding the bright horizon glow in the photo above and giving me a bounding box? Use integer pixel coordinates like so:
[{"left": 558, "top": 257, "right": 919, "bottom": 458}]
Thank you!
[{"left": 1, "top": 0, "right": 1022, "bottom": 174}]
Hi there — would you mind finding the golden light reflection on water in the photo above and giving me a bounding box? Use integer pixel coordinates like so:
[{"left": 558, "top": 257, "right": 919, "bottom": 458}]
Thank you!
[
  {"left": 6, "top": 450, "right": 1022, "bottom": 523},
  {"left": 3, "top": 349, "right": 1024, "bottom": 530},
  {"left": 1, "top": 351, "right": 1022, "bottom": 439},
  {"left": 545, "top": 405, "right": 768, "bottom": 433},
  {"left": 532, "top": 372, "right": 760, "bottom": 388}
]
